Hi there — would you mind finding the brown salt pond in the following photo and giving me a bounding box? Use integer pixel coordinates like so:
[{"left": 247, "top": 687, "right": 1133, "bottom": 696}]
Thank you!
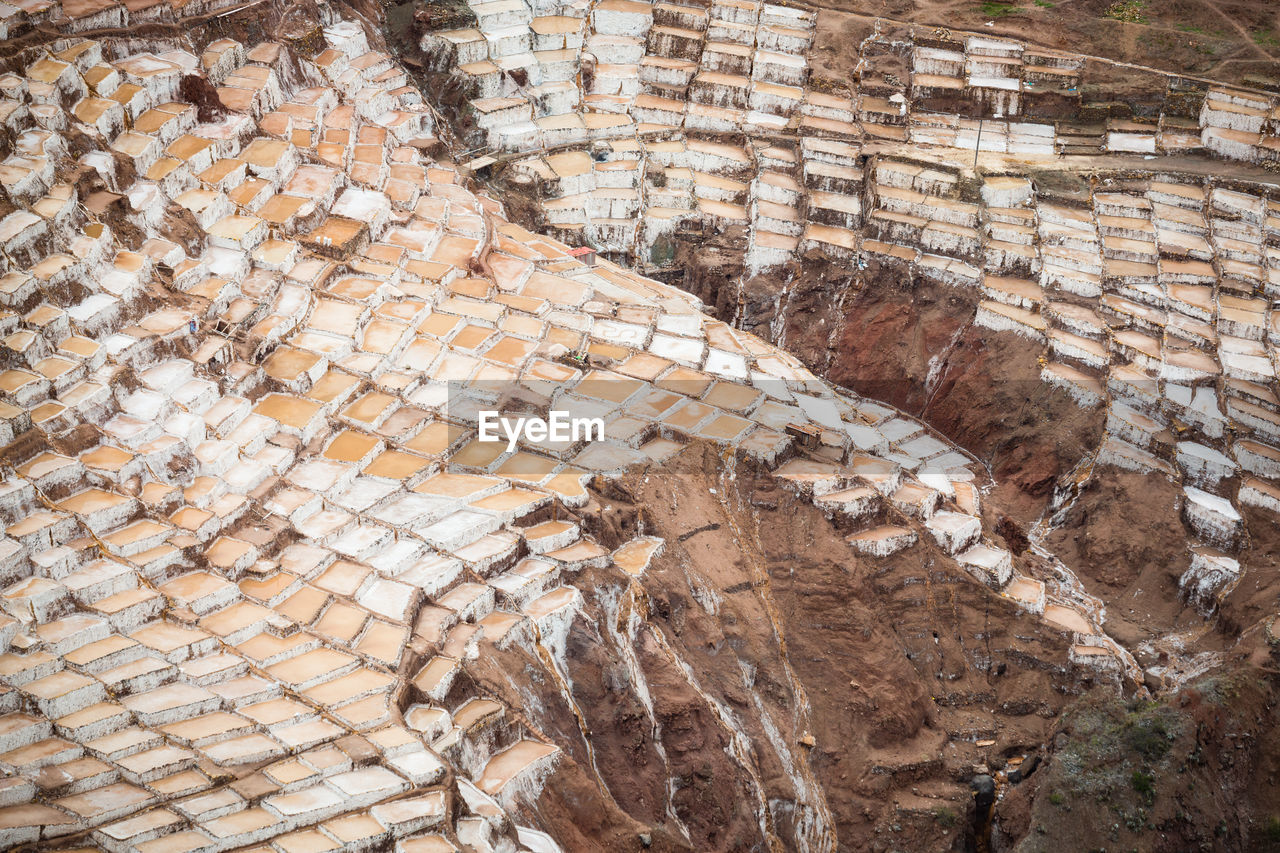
[
  {"left": 477, "top": 740, "right": 558, "bottom": 796},
  {"left": 612, "top": 537, "right": 663, "bottom": 576},
  {"left": 1044, "top": 604, "right": 1092, "bottom": 634}
]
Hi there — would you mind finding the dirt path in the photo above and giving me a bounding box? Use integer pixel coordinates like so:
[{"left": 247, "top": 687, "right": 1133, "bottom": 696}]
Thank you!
[
  {"left": 1194, "top": 0, "right": 1274, "bottom": 62},
  {"left": 1205, "top": 56, "right": 1280, "bottom": 76}
]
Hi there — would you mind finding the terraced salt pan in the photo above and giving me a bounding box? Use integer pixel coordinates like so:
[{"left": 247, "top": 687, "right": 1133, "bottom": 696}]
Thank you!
[
  {"left": 3, "top": 7, "right": 1275, "bottom": 848},
  {"left": 1043, "top": 604, "right": 1092, "bottom": 635},
  {"left": 611, "top": 536, "right": 664, "bottom": 576}
]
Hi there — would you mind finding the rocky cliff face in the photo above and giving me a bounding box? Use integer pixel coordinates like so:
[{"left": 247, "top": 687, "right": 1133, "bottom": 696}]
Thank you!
[{"left": 453, "top": 445, "right": 1103, "bottom": 852}]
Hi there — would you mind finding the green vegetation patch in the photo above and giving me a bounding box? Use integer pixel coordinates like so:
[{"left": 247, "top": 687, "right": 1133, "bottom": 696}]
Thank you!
[
  {"left": 979, "top": 0, "right": 1019, "bottom": 18},
  {"left": 1104, "top": 0, "right": 1147, "bottom": 24},
  {"left": 1131, "top": 769, "right": 1154, "bottom": 801},
  {"left": 1050, "top": 694, "right": 1183, "bottom": 806}
]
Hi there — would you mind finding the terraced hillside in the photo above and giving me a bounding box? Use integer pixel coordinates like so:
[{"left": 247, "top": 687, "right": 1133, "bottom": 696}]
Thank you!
[{"left": 0, "top": 0, "right": 1276, "bottom": 849}]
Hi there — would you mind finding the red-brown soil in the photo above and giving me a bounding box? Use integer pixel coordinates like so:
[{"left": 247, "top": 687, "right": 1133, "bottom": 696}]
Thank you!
[{"left": 456, "top": 447, "right": 1087, "bottom": 851}]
